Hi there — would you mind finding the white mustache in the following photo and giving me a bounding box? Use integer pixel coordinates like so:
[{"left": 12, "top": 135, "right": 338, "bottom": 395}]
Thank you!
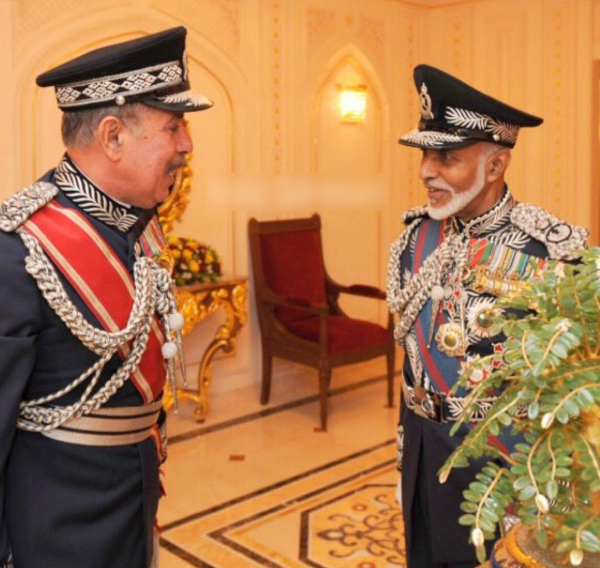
[{"left": 426, "top": 182, "right": 454, "bottom": 193}]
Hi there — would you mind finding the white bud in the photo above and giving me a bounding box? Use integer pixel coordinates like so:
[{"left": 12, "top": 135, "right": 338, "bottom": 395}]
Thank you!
[
  {"left": 431, "top": 285, "right": 445, "bottom": 301},
  {"left": 570, "top": 548, "right": 584, "bottom": 566},
  {"left": 541, "top": 412, "right": 554, "bottom": 429},
  {"left": 471, "top": 528, "right": 485, "bottom": 547},
  {"left": 168, "top": 311, "right": 185, "bottom": 332},
  {"left": 535, "top": 494, "right": 549, "bottom": 513},
  {"left": 162, "top": 341, "right": 178, "bottom": 360}
]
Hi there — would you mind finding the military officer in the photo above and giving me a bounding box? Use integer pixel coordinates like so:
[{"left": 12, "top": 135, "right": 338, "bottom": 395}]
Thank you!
[
  {"left": 386, "top": 65, "right": 588, "bottom": 568},
  {"left": 0, "top": 28, "right": 212, "bottom": 568}
]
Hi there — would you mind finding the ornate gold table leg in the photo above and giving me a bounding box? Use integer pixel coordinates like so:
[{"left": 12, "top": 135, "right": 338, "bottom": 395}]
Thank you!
[
  {"left": 164, "top": 281, "right": 248, "bottom": 421},
  {"left": 194, "top": 283, "right": 248, "bottom": 421}
]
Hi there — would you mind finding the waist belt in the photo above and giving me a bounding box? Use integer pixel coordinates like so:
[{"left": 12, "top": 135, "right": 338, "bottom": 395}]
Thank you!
[
  {"left": 402, "top": 380, "right": 502, "bottom": 424},
  {"left": 41, "top": 399, "right": 163, "bottom": 447}
]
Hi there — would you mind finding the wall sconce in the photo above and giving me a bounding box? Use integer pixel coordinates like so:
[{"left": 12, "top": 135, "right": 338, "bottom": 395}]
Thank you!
[{"left": 338, "top": 85, "right": 367, "bottom": 123}]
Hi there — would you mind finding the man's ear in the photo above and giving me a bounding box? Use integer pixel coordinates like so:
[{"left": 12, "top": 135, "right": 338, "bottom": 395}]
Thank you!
[
  {"left": 487, "top": 149, "right": 511, "bottom": 182},
  {"left": 97, "top": 116, "right": 125, "bottom": 161}
]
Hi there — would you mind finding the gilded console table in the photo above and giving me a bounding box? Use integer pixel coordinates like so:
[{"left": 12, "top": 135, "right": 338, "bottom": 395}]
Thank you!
[{"left": 163, "top": 277, "right": 248, "bottom": 421}]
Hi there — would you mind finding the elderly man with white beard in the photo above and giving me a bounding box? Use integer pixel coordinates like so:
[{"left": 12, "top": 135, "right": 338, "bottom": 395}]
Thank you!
[{"left": 386, "top": 65, "right": 589, "bottom": 568}]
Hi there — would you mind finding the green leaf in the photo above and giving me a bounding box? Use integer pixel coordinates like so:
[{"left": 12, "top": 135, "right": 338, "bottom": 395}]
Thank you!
[
  {"left": 480, "top": 507, "right": 500, "bottom": 523},
  {"left": 497, "top": 413, "right": 512, "bottom": 427},
  {"left": 488, "top": 420, "right": 500, "bottom": 436},
  {"left": 578, "top": 388, "right": 595, "bottom": 405},
  {"left": 463, "top": 490, "right": 481, "bottom": 502},
  {"left": 580, "top": 530, "right": 600, "bottom": 549},
  {"left": 582, "top": 540, "right": 600, "bottom": 553},
  {"left": 536, "top": 527, "right": 548, "bottom": 549},
  {"left": 556, "top": 455, "right": 573, "bottom": 467},
  {"left": 511, "top": 464, "right": 528, "bottom": 476},
  {"left": 478, "top": 518, "right": 495, "bottom": 533},
  {"left": 476, "top": 545, "right": 487, "bottom": 564},
  {"left": 528, "top": 402, "right": 540, "bottom": 420},
  {"left": 514, "top": 476, "right": 532, "bottom": 490},
  {"left": 563, "top": 398, "right": 580, "bottom": 417},
  {"left": 546, "top": 480, "right": 558, "bottom": 500},
  {"left": 458, "top": 514, "right": 476, "bottom": 526},
  {"left": 470, "top": 482, "right": 489, "bottom": 494},
  {"left": 519, "top": 486, "right": 536, "bottom": 500},
  {"left": 556, "top": 538, "right": 575, "bottom": 553},
  {"left": 460, "top": 502, "right": 478, "bottom": 513},
  {"left": 556, "top": 407, "right": 570, "bottom": 424},
  {"left": 556, "top": 526, "right": 576, "bottom": 539}
]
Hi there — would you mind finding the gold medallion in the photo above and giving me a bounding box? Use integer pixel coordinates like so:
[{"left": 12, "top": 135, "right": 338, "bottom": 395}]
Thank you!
[{"left": 435, "top": 322, "right": 466, "bottom": 357}]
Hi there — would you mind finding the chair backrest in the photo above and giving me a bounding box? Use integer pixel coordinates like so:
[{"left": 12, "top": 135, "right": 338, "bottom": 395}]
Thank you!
[{"left": 248, "top": 214, "right": 327, "bottom": 324}]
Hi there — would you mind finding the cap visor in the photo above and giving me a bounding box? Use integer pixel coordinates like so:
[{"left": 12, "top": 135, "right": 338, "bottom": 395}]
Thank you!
[
  {"left": 143, "top": 89, "right": 214, "bottom": 113},
  {"left": 398, "top": 128, "right": 477, "bottom": 149}
]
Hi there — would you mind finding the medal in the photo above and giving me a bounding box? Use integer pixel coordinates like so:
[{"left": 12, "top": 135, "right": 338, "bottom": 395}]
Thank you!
[{"left": 435, "top": 322, "right": 466, "bottom": 357}]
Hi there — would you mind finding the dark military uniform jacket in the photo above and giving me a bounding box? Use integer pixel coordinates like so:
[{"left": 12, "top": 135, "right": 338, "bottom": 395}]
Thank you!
[
  {"left": 386, "top": 188, "right": 588, "bottom": 564},
  {"left": 0, "top": 156, "right": 166, "bottom": 568}
]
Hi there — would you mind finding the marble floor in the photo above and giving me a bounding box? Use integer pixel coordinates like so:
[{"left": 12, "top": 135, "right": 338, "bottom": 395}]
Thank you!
[{"left": 158, "top": 359, "right": 406, "bottom": 568}]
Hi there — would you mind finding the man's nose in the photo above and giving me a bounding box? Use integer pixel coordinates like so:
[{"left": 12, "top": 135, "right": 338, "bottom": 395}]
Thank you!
[
  {"left": 177, "top": 127, "right": 193, "bottom": 154},
  {"left": 419, "top": 154, "right": 438, "bottom": 180}
]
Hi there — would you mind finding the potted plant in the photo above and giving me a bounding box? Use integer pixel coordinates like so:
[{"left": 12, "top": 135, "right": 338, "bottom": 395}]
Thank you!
[{"left": 439, "top": 248, "right": 600, "bottom": 567}]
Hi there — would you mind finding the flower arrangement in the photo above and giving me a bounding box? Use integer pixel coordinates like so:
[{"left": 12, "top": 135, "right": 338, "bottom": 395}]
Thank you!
[
  {"left": 439, "top": 248, "right": 600, "bottom": 566},
  {"left": 167, "top": 235, "right": 222, "bottom": 286}
]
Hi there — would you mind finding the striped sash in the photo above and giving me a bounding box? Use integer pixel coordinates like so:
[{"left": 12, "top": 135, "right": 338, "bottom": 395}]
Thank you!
[
  {"left": 411, "top": 218, "right": 463, "bottom": 395},
  {"left": 22, "top": 201, "right": 166, "bottom": 403}
]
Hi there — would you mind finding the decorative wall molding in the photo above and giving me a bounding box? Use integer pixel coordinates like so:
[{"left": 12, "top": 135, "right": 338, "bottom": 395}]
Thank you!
[
  {"left": 307, "top": 7, "right": 336, "bottom": 64},
  {"left": 152, "top": 0, "right": 241, "bottom": 66},
  {"left": 358, "top": 16, "right": 385, "bottom": 70},
  {"left": 272, "top": 0, "right": 284, "bottom": 173}
]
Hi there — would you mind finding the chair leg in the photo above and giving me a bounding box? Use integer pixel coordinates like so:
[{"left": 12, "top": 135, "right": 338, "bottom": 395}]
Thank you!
[
  {"left": 386, "top": 350, "right": 395, "bottom": 408},
  {"left": 261, "top": 352, "right": 273, "bottom": 405},
  {"left": 318, "top": 366, "right": 331, "bottom": 430}
]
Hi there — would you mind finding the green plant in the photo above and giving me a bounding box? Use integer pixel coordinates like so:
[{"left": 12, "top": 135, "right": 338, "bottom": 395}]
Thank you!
[{"left": 439, "top": 248, "right": 600, "bottom": 566}]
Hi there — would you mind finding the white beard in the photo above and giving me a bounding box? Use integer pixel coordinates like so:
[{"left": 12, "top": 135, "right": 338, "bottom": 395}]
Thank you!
[{"left": 426, "top": 158, "right": 487, "bottom": 221}]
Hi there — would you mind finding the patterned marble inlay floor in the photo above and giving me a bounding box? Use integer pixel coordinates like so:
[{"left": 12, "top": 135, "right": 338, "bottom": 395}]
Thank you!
[{"left": 159, "top": 359, "right": 405, "bottom": 568}]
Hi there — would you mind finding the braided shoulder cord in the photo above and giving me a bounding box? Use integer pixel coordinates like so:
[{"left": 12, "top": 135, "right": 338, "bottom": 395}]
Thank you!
[
  {"left": 386, "top": 217, "right": 424, "bottom": 313},
  {"left": 18, "top": 230, "right": 156, "bottom": 354},
  {"left": 16, "top": 229, "right": 172, "bottom": 432},
  {"left": 388, "top": 227, "right": 472, "bottom": 345}
]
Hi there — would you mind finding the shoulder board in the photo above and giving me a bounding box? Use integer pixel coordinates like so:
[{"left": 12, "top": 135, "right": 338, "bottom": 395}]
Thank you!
[
  {"left": 510, "top": 203, "right": 589, "bottom": 261},
  {"left": 402, "top": 204, "right": 429, "bottom": 225},
  {"left": 0, "top": 181, "right": 58, "bottom": 232}
]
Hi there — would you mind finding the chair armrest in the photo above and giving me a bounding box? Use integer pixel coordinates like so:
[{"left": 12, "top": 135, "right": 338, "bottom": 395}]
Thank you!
[
  {"left": 338, "top": 284, "right": 386, "bottom": 300},
  {"left": 262, "top": 288, "right": 329, "bottom": 316}
]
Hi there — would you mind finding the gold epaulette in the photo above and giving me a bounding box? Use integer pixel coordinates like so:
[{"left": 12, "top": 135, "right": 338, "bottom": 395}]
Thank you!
[
  {"left": 0, "top": 182, "right": 58, "bottom": 232},
  {"left": 510, "top": 203, "right": 589, "bottom": 261}
]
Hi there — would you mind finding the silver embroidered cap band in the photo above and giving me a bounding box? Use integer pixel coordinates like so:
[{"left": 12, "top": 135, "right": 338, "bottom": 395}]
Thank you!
[{"left": 398, "top": 64, "right": 543, "bottom": 149}]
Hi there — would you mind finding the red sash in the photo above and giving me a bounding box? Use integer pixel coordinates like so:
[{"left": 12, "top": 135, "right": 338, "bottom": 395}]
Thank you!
[{"left": 23, "top": 201, "right": 166, "bottom": 403}]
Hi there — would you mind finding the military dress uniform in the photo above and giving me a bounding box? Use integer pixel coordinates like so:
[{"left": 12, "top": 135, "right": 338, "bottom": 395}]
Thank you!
[
  {"left": 0, "top": 28, "right": 212, "bottom": 568},
  {"left": 386, "top": 66, "right": 589, "bottom": 567}
]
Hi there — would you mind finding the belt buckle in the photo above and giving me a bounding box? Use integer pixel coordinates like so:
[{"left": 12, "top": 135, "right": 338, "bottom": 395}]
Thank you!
[{"left": 413, "top": 385, "right": 446, "bottom": 424}]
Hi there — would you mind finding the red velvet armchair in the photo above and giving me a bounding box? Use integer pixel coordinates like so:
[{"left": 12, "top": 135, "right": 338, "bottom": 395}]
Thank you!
[{"left": 248, "top": 214, "right": 395, "bottom": 430}]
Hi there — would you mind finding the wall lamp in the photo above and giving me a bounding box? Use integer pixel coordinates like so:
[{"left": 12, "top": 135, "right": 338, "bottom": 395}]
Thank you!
[{"left": 337, "top": 85, "right": 367, "bottom": 123}]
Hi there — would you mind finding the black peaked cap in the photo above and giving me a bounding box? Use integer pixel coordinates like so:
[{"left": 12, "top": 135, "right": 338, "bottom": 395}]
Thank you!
[
  {"left": 36, "top": 27, "right": 213, "bottom": 113},
  {"left": 399, "top": 64, "right": 543, "bottom": 149}
]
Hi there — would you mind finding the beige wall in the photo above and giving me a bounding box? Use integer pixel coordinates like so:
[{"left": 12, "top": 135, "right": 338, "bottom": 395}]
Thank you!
[{"left": 1, "top": 0, "right": 599, "bottom": 392}]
